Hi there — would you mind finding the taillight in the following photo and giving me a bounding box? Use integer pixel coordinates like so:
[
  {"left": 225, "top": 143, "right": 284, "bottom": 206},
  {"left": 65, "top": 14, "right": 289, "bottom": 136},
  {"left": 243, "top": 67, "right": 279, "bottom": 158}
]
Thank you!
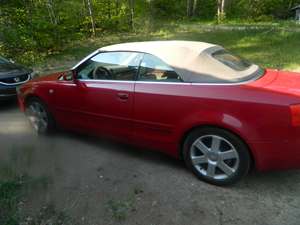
[{"left": 290, "top": 104, "right": 300, "bottom": 126}]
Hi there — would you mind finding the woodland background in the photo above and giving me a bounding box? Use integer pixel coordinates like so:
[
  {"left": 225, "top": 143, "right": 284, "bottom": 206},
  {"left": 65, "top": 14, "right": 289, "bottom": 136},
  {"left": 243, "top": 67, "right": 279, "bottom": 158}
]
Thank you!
[{"left": 1, "top": 0, "right": 300, "bottom": 66}]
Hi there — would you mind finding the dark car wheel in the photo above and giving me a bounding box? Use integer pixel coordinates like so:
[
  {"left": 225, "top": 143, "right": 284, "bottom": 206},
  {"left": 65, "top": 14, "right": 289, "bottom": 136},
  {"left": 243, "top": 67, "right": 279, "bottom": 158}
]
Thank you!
[
  {"left": 183, "top": 127, "right": 251, "bottom": 186},
  {"left": 26, "top": 98, "right": 55, "bottom": 134}
]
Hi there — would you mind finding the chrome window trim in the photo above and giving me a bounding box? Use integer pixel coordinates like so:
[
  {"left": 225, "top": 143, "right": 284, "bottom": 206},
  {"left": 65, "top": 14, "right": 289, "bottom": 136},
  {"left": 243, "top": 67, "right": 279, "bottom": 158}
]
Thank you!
[
  {"left": 76, "top": 79, "right": 256, "bottom": 86},
  {"left": 0, "top": 74, "right": 31, "bottom": 86}
]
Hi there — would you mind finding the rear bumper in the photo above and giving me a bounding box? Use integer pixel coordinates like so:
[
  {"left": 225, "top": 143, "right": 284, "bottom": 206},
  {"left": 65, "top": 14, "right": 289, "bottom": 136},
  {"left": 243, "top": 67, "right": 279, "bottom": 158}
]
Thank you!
[{"left": 250, "top": 138, "right": 300, "bottom": 171}]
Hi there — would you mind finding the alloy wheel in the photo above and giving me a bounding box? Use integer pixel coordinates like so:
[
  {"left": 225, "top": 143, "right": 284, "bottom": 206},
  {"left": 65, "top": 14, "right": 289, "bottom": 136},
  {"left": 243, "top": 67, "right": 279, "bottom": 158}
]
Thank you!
[
  {"left": 26, "top": 101, "right": 48, "bottom": 133},
  {"left": 190, "top": 135, "right": 240, "bottom": 180}
]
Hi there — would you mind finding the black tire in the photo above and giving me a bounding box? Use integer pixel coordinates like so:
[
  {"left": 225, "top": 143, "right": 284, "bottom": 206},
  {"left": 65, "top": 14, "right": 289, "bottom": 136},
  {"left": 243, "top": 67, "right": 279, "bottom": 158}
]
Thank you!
[
  {"left": 183, "top": 127, "right": 251, "bottom": 186},
  {"left": 26, "top": 97, "right": 55, "bottom": 134}
]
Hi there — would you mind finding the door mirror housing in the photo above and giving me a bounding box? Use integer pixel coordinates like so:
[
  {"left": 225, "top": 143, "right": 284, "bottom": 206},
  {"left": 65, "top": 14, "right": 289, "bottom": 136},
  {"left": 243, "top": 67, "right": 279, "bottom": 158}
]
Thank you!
[{"left": 61, "top": 70, "right": 74, "bottom": 81}]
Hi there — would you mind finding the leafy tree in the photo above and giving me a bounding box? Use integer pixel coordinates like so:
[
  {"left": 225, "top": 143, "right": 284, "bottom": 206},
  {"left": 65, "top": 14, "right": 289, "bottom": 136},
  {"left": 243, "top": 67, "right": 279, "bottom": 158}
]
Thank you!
[{"left": 1, "top": 0, "right": 300, "bottom": 65}]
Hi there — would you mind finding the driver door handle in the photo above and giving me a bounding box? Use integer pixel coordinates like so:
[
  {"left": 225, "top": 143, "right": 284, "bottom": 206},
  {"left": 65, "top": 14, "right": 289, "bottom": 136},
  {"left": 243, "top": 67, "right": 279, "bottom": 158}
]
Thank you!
[{"left": 117, "top": 92, "right": 129, "bottom": 100}]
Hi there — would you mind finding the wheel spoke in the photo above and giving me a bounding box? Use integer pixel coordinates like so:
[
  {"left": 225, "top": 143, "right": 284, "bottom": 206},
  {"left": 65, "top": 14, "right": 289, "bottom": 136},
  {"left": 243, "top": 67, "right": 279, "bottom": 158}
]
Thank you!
[
  {"left": 194, "top": 140, "right": 210, "bottom": 155},
  {"left": 40, "top": 111, "right": 47, "bottom": 119},
  {"left": 29, "top": 105, "right": 37, "bottom": 114},
  {"left": 206, "top": 163, "right": 216, "bottom": 177},
  {"left": 39, "top": 119, "right": 47, "bottom": 129},
  {"left": 191, "top": 155, "right": 207, "bottom": 165},
  {"left": 220, "top": 150, "right": 237, "bottom": 160},
  {"left": 218, "top": 161, "right": 234, "bottom": 176},
  {"left": 211, "top": 136, "right": 221, "bottom": 152}
]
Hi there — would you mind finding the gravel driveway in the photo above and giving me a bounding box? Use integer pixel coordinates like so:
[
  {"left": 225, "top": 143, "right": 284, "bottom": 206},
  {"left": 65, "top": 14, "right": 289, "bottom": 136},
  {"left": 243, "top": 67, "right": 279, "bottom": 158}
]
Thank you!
[{"left": 0, "top": 100, "right": 300, "bottom": 225}]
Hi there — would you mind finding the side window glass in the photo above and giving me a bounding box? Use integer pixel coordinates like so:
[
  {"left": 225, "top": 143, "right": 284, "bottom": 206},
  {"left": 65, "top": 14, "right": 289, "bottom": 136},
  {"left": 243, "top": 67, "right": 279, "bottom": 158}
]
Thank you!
[
  {"left": 77, "top": 52, "right": 143, "bottom": 81},
  {"left": 138, "top": 54, "right": 182, "bottom": 82}
]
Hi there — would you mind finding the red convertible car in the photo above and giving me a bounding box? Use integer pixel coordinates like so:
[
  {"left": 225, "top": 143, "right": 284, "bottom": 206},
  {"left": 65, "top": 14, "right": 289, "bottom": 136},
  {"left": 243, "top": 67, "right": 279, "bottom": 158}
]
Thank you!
[{"left": 17, "top": 41, "right": 300, "bottom": 185}]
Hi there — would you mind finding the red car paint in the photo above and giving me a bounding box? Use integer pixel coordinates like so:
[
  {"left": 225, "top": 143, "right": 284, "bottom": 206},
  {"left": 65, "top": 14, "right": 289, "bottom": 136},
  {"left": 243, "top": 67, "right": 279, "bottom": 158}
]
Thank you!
[{"left": 18, "top": 69, "right": 300, "bottom": 171}]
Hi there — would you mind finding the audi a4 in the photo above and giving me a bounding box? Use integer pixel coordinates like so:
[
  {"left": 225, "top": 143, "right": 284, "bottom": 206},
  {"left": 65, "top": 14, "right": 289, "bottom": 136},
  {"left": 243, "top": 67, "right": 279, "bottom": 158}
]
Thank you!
[{"left": 17, "top": 41, "right": 300, "bottom": 185}]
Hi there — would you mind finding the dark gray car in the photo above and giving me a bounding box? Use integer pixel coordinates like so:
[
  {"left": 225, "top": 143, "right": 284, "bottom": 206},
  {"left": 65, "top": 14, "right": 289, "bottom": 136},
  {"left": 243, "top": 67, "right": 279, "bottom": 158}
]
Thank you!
[{"left": 0, "top": 56, "right": 33, "bottom": 100}]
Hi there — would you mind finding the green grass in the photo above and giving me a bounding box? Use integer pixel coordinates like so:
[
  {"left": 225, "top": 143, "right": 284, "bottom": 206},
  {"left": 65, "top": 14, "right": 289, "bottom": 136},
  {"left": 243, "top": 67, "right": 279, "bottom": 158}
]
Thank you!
[
  {"left": 0, "top": 175, "right": 73, "bottom": 225},
  {"left": 0, "top": 146, "right": 72, "bottom": 225},
  {"left": 106, "top": 198, "right": 135, "bottom": 221},
  {"left": 0, "top": 179, "right": 22, "bottom": 225},
  {"left": 33, "top": 21, "right": 300, "bottom": 73}
]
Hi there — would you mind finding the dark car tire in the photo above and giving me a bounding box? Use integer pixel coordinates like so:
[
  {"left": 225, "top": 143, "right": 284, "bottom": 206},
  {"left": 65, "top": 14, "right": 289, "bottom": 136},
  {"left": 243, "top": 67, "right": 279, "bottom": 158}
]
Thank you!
[
  {"left": 183, "top": 127, "right": 251, "bottom": 186},
  {"left": 26, "top": 97, "right": 55, "bottom": 134}
]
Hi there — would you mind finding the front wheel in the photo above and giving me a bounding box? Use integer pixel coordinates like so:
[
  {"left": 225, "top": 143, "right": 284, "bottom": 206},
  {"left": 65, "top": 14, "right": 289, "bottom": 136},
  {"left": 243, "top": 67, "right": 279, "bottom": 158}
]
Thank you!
[
  {"left": 26, "top": 98, "right": 55, "bottom": 134},
  {"left": 183, "top": 127, "right": 251, "bottom": 186}
]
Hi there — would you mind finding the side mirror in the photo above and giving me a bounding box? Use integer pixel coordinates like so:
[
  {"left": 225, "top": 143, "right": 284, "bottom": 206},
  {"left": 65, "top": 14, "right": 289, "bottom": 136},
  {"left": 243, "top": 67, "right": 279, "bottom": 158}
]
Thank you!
[{"left": 61, "top": 70, "right": 74, "bottom": 81}]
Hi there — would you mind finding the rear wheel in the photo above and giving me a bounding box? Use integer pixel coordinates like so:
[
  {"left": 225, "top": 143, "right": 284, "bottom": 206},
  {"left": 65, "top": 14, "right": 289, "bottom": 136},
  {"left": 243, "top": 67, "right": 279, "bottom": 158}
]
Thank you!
[
  {"left": 183, "top": 127, "right": 251, "bottom": 186},
  {"left": 26, "top": 98, "right": 55, "bottom": 134}
]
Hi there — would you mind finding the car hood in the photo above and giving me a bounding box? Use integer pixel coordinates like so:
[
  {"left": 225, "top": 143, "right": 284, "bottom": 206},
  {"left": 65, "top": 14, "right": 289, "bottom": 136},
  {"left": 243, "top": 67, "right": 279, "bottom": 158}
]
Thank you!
[
  {"left": 249, "top": 69, "right": 300, "bottom": 99},
  {"left": 0, "top": 62, "right": 32, "bottom": 78}
]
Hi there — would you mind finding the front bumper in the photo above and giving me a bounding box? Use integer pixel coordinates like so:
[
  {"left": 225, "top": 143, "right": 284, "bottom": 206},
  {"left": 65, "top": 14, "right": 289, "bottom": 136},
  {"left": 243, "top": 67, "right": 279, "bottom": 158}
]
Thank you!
[{"left": 0, "top": 85, "right": 17, "bottom": 100}]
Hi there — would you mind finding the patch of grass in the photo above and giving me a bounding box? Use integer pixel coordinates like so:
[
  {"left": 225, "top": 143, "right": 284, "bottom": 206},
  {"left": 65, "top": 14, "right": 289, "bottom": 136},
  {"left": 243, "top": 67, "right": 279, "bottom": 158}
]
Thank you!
[
  {"left": 0, "top": 178, "right": 22, "bottom": 225},
  {"left": 0, "top": 145, "right": 70, "bottom": 225},
  {"left": 106, "top": 198, "right": 135, "bottom": 221},
  {"left": 0, "top": 175, "right": 71, "bottom": 225},
  {"left": 105, "top": 186, "right": 144, "bottom": 221}
]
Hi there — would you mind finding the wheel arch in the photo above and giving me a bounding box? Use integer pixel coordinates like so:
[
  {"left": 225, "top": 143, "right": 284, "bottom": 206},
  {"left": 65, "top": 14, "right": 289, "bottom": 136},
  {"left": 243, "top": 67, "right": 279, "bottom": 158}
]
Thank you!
[
  {"left": 24, "top": 93, "right": 55, "bottom": 117},
  {"left": 24, "top": 94, "right": 42, "bottom": 106}
]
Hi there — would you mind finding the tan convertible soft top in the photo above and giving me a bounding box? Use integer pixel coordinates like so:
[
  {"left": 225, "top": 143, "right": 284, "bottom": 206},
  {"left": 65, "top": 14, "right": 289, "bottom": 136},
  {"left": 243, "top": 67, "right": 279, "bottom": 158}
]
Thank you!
[{"left": 74, "top": 41, "right": 261, "bottom": 83}]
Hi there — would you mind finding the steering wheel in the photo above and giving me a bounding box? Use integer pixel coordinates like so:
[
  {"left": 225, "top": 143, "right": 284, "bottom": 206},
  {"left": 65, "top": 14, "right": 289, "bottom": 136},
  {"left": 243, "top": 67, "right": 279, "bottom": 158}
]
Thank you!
[{"left": 92, "top": 66, "right": 111, "bottom": 80}]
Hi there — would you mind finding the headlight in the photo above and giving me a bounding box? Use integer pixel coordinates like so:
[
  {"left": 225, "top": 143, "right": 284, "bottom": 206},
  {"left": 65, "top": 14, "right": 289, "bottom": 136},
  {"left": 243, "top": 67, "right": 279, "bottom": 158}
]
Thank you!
[{"left": 29, "top": 71, "right": 39, "bottom": 79}]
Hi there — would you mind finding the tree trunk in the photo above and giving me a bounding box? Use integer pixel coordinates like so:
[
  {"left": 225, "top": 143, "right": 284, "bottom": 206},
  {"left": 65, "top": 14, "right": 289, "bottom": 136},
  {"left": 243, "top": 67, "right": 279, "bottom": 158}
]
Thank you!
[
  {"left": 221, "top": 0, "right": 225, "bottom": 14},
  {"left": 186, "top": 0, "right": 192, "bottom": 17},
  {"left": 192, "top": 0, "right": 198, "bottom": 17},
  {"left": 128, "top": 0, "right": 134, "bottom": 30},
  {"left": 217, "top": 0, "right": 226, "bottom": 22},
  {"left": 86, "top": 0, "right": 96, "bottom": 36},
  {"left": 115, "top": 0, "right": 120, "bottom": 15},
  {"left": 46, "top": 0, "right": 57, "bottom": 25}
]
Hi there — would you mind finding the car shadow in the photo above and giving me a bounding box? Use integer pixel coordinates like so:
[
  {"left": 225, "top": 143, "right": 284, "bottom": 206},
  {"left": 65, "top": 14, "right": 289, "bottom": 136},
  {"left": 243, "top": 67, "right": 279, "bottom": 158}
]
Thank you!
[
  {"left": 53, "top": 129, "right": 186, "bottom": 171},
  {"left": 0, "top": 98, "right": 18, "bottom": 109},
  {"left": 46, "top": 130, "right": 300, "bottom": 191}
]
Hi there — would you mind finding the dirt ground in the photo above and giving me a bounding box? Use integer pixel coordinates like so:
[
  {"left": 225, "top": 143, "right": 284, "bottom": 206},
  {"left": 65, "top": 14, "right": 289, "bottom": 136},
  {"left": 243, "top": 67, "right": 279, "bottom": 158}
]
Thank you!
[{"left": 1, "top": 100, "right": 300, "bottom": 225}]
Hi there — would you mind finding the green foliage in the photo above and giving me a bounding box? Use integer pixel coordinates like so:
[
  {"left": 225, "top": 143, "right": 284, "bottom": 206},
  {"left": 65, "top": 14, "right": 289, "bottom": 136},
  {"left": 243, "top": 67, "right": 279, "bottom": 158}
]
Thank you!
[{"left": 1, "top": 0, "right": 300, "bottom": 66}]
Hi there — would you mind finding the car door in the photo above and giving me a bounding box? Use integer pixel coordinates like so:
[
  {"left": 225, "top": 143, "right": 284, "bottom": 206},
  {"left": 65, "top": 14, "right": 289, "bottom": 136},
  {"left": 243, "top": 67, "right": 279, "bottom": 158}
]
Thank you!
[
  {"left": 73, "top": 51, "right": 143, "bottom": 141},
  {"left": 133, "top": 53, "right": 188, "bottom": 152},
  {"left": 51, "top": 71, "right": 89, "bottom": 131}
]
